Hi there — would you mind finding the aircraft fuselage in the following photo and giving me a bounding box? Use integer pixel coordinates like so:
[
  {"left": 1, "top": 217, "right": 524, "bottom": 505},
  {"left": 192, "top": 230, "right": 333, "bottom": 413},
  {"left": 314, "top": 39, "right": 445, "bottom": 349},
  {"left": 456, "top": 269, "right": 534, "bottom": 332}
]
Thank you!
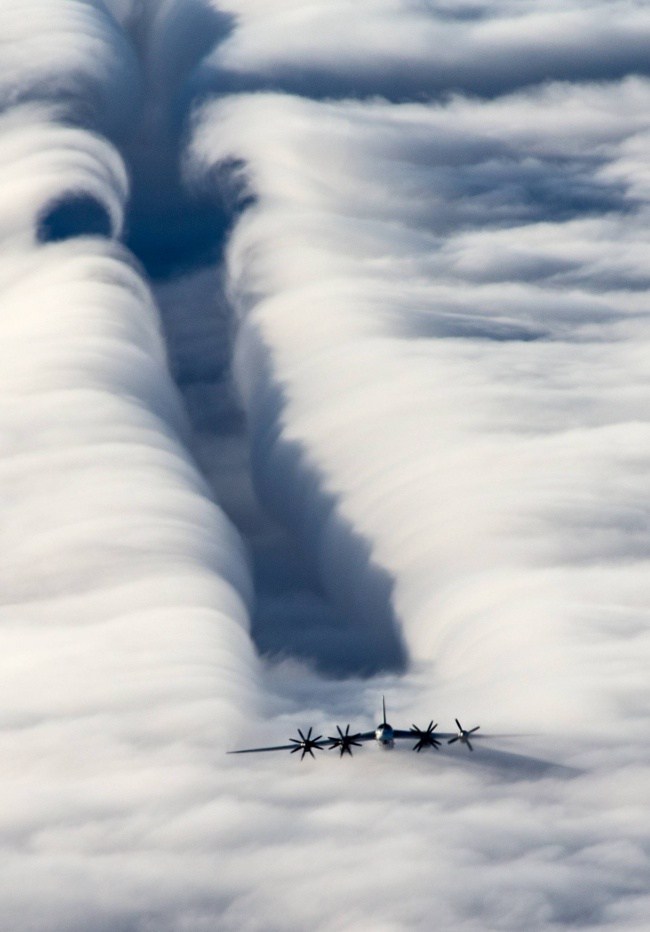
[{"left": 375, "top": 723, "right": 394, "bottom": 748}]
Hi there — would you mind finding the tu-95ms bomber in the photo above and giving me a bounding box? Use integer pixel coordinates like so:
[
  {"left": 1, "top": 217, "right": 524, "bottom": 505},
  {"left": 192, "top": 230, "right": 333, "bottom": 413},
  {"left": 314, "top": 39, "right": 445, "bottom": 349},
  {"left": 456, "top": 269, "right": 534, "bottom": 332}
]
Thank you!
[{"left": 228, "top": 697, "right": 498, "bottom": 760}]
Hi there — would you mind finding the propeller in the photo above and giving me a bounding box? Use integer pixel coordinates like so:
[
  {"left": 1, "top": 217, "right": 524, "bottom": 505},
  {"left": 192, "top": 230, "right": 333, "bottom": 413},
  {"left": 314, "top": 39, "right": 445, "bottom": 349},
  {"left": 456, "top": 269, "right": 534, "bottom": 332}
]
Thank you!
[
  {"left": 289, "top": 727, "right": 325, "bottom": 760},
  {"left": 448, "top": 718, "right": 480, "bottom": 752},
  {"left": 328, "top": 724, "right": 363, "bottom": 757},
  {"left": 409, "top": 721, "right": 441, "bottom": 752}
]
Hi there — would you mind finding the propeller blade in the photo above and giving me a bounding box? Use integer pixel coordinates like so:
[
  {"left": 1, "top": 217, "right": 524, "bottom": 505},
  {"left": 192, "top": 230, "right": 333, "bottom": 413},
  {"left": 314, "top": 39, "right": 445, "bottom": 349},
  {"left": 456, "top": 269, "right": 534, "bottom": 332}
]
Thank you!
[
  {"left": 289, "top": 728, "right": 326, "bottom": 759},
  {"left": 327, "top": 724, "right": 363, "bottom": 757},
  {"left": 414, "top": 739, "right": 439, "bottom": 752},
  {"left": 448, "top": 719, "right": 480, "bottom": 750},
  {"left": 410, "top": 720, "right": 442, "bottom": 751}
]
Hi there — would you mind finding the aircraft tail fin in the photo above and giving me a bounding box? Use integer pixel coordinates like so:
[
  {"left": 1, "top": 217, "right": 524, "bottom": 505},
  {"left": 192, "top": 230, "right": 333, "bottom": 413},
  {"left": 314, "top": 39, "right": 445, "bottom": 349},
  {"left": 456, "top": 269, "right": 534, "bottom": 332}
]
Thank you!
[{"left": 382, "top": 695, "right": 387, "bottom": 725}]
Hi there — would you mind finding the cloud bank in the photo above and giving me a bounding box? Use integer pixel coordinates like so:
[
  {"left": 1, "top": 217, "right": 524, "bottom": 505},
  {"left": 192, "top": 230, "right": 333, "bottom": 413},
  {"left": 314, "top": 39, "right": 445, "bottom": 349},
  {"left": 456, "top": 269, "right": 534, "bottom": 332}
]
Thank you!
[
  {"left": 189, "top": 65, "right": 650, "bottom": 931},
  {"left": 192, "top": 82, "right": 650, "bottom": 722},
  {"left": 0, "top": 7, "right": 263, "bottom": 929},
  {"left": 2, "top": 0, "right": 650, "bottom": 929},
  {"left": 203, "top": 0, "right": 650, "bottom": 99},
  {"left": 0, "top": 0, "right": 141, "bottom": 136}
]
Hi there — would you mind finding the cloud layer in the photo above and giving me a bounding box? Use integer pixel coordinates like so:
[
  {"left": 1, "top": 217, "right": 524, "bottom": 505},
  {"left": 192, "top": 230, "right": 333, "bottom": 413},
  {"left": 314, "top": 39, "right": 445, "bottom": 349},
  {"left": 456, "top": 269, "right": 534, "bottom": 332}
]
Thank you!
[
  {"left": 0, "top": 8, "right": 260, "bottom": 929},
  {"left": 204, "top": 0, "right": 650, "bottom": 99},
  {"left": 2, "top": 1, "right": 650, "bottom": 929},
  {"left": 189, "top": 70, "right": 650, "bottom": 929},
  {"left": 192, "top": 82, "right": 650, "bottom": 721}
]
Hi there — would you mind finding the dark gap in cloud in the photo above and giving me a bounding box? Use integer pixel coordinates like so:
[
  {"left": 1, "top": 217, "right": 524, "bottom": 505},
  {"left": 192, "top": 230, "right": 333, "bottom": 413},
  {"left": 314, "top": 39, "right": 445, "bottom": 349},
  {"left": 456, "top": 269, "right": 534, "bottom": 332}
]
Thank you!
[
  {"left": 163, "top": 10, "right": 237, "bottom": 140},
  {"left": 124, "top": 190, "right": 230, "bottom": 279},
  {"left": 120, "top": 6, "right": 406, "bottom": 679},
  {"left": 122, "top": 124, "right": 239, "bottom": 280},
  {"left": 193, "top": 49, "right": 650, "bottom": 106},
  {"left": 189, "top": 63, "right": 439, "bottom": 106},
  {"left": 433, "top": 2, "right": 489, "bottom": 23},
  {"left": 251, "top": 523, "right": 407, "bottom": 678},
  {"left": 37, "top": 194, "right": 113, "bottom": 242},
  {"left": 565, "top": 271, "right": 650, "bottom": 293},
  {"left": 121, "top": 5, "right": 238, "bottom": 280},
  {"left": 118, "top": 1, "right": 644, "bottom": 686},
  {"left": 395, "top": 309, "right": 546, "bottom": 342},
  {"left": 450, "top": 255, "right": 582, "bottom": 286},
  {"left": 186, "top": 389, "right": 246, "bottom": 437},
  {"left": 242, "top": 347, "right": 408, "bottom": 677},
  {"left": 126, "top": 2, "right": 234, "bottom": 100},
  {"left": 442, "top": 154, "right": 634, "bottom": 232},
  {"left": 123, "top": 139, "right": 257, "bottom": 281}
]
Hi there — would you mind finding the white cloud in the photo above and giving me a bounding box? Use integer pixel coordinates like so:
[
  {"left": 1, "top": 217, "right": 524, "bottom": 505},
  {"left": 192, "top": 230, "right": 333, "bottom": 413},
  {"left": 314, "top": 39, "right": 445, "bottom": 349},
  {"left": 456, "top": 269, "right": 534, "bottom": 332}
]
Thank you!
[
  {"left": 187, "top": 77, "right": 650, "bottom": 924},
  {"left": 2, "top": 1, "right": 650, "bottom": 929},
  {"left": 205, "top": 0, "right": 650, "bottom": 97},
  {"left": 0, "top": 0, "right": 141, "bottom": 135},
  {"left": 0, "top": 105, "right": 128, "bottom": 246},
  {"left": 0, "top": 13, "right": 260, "bottom": 927}
]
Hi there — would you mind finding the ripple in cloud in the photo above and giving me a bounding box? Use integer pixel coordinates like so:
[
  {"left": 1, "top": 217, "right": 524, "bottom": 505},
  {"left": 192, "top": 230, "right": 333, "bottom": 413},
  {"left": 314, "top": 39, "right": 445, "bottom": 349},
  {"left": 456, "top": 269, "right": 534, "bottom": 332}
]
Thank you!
[
  {"left": 0, "top": 7, "right": 260, "bottom": 930},
  {"left": 2, "top": 1, "right": 650, "bottom": 929},
  {"left": 189, "top": 76, "right": 650, "bottom": 927}
]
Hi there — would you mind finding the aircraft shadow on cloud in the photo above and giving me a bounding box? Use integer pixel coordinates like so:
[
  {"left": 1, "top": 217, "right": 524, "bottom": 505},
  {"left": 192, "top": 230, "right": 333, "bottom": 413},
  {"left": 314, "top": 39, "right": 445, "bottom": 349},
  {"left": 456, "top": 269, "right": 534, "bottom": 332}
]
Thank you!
[{"left": 228, "top": 697, "right": 521, "bottom": 760}]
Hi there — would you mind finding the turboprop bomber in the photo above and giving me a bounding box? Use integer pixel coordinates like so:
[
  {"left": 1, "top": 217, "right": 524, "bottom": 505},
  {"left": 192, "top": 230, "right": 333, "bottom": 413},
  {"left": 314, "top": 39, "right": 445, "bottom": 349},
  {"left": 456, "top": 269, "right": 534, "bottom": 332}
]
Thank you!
[{"left": 228, "top": 697, "right": 489, "bottom": 759}]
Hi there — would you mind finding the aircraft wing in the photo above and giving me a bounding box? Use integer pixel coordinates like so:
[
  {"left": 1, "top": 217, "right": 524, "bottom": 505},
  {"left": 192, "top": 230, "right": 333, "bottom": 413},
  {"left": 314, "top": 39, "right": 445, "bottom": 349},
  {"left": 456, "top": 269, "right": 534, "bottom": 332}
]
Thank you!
[
  {"left": 229, "top": 724, "right": 334, "bottom": 757},
  {"left": 355, "top": 731, "right": 377, "bottom": 742},
  {"left": 227, "top": 743, "right": 307, "bottom": 754},
  {"left": 393, "top": 729, "right": 416, "bottom": 740}
]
